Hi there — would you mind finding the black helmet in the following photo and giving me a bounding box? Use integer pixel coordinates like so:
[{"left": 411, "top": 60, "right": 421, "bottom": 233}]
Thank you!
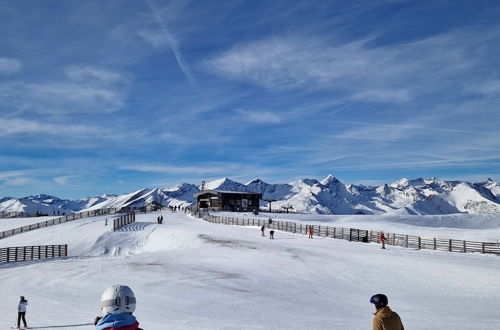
[{"left": 370, "top": 294, "right": 388, "bottom": 309}]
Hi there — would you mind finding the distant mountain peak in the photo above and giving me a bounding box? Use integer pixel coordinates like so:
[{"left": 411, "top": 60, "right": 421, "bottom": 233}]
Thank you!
[{"left": 320, "top": 174, "right": 340, "bottom": 185}]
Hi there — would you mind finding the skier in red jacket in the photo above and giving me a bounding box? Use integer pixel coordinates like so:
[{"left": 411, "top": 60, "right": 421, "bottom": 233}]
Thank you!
[{"left": 379, "top": 232, "right": 386, "bottom": 249}]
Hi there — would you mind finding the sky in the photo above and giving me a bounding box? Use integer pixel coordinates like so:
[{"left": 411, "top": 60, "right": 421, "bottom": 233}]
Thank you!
[{"left": 1, "top": 0, "right": 500, "bottom": 199}]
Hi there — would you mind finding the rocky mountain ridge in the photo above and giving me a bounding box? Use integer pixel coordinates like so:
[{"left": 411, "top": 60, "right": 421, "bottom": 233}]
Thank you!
[{"left": 1, "top": 176, "right": 500, "bottom": 216}]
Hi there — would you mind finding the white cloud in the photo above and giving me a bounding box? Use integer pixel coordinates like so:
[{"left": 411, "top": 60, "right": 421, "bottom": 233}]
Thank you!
[
  {"left": 0, "top": 117, "right": 103, "bottom": 138},
  {"left": 54, "top": 175, "right": 77, "bottom": 185},
  {"left": 65, "top": 65, "right": 128, "bottom": 85},
  {"left": 205, "top": 31, "right": 488, "bottom": 103},
  {"left": 0, "top": 80, "right": 125, "bottom": 114},
  {"left": 137, "top": 30, "right": 168, "bottom": 48},
  {"left": 235, "top": 109, "right": 283, "bottom": 124},
  {"left": 120, "top": 164, "right": 227, "bottom": 175},
  {"left": 0, "top": 57, "right": 22, "bottom": 74}
]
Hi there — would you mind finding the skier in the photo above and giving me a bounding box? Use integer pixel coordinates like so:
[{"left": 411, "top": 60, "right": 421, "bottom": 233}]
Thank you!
[
  {"left": 269, "top": 230, "right": 275, "bottom": 239},
  {"left": 307, "top": 225, "right": 313, "bottom": 239},
  {"left": 379, "top": 232, "right": 386, "bottom": 249},
  {"left": 94, "top": 285, "right": 143, "bottom": 330},
  {"left": 16, "top": 296, "right": 28, "bottom": 329},
  {"left": 370, "top": 294, "right": 404, "bottom": 330},
  {"left": 261, "top": 225, "right": 266, "bottom": 237}
]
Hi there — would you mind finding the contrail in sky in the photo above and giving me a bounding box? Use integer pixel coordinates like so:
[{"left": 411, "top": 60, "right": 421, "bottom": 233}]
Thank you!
[{"left": 144, "top": 0, "right": 198, "bottom": 89}]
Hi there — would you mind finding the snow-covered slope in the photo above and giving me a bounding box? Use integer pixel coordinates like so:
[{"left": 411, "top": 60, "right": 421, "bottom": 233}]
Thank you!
[
  {"left": 2, "top": 176, "right": 500, "bottom": 216},
  {"left": 0, "top": 211, "right": 499, "bottom": 329}
]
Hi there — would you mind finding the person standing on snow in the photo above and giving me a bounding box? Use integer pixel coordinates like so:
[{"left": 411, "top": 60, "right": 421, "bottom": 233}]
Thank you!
[
  {"left": 270, "top": 230, "right": 275, "bottom": 239},
  {"left": 94, "top": 285, "right": 143, "bottom": 330},
  {"left": 261, "top": 225, "right": 266, "bottom": 237},
  {"left": 17, "top": 296, "right": 28, "bottom": 329},
  {"left": 370, "top": 294, "right": 404, "bottom": 330},
  {"left": 307, "top": 225, "right": 314, "bottom": 239},
  {"left": 379, "top": 232, "right": 386, "bottom": 249}
]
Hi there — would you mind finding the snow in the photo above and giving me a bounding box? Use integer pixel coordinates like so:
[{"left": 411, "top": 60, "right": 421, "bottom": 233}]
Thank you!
[
  {"left": 0, "top": 211, "right": 499, "bottom": 329},
  {"left": 2, "top": 176, "right": 500, "bottom": 216},
  {"left": 0, "top": 216, "right": 58, "bottom": 232}
]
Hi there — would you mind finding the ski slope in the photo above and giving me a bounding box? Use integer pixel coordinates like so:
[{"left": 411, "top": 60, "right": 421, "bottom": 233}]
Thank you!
[
  {"left": 0, "top": 216, "right": 58, "bottom": 232},
  {"left": 0, "top": 212, "right": 499, "bottom": 329}
]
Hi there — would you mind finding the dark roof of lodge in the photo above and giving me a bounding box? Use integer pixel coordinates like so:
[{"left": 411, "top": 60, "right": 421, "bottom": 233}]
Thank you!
[{"left": 194, "top": 190, "right": 262, "bottom": 198}]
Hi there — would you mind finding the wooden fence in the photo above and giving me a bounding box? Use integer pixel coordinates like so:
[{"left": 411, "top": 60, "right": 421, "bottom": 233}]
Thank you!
[
  {"left": 0, "top": 208, "right": 118, "bottom": 240},
  {"left": 0, "top": 244, "right": 68, "bottom": 263},
  {"left": 113, "top": 213, "right": 136, "bottom": 231},
  {"left": 193, "top": 212, "right": 500, "bottom": 256}
]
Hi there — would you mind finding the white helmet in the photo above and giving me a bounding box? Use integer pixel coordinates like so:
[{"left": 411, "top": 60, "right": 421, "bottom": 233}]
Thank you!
[{"left": 100, "top": 285, "right": 136, "bottom": 315}]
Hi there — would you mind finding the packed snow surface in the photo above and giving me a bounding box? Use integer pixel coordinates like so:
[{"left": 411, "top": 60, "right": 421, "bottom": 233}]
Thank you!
[{"left": 0, "top": 211, "right": 499, "bottom": 329}]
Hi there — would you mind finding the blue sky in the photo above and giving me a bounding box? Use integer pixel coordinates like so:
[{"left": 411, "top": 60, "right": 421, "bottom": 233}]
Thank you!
[{"left": 1, "top": 0, "right": 500, "bottom": 199}]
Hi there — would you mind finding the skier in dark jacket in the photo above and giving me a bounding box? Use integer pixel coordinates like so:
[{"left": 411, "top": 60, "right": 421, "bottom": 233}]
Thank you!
[
  {"left": 17, "top": 296, "right": 28, "bottom": 329},
  {"left": 95, "top": 285, "right": 143, "bottom": 330},
  {"left": 370, "top": 294, "right": 404, "bottom": 330},
  {"left": 261, "top": 225, "right": 265, "bottom": 237}
]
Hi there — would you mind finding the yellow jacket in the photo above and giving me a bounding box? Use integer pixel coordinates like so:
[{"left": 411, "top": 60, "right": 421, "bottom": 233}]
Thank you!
[{"left": 373, "top": 306, "right": 404, "bottom": 330}]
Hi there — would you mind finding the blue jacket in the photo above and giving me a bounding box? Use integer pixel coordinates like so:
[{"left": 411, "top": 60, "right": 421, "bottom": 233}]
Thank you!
[{"left": 96, "top": 313, "right": 138, "bottom": 330}]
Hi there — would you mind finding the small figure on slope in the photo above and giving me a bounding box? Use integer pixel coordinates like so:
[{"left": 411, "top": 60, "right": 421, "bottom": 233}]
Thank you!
[
  {"left": 94, "top": 285, "right": 143, "bottom": 330},
  {"left": 16, "top": 296, "right": 28, "bottom": 329},
  {"left": 379, "top": 232, "right": 386, "bottom": 249},
  {"left": 307, "top": 225, "right": 313, "bottom": 239},
  {"left": 370, "top": 294, "right": 404, "bottom": 330},
  {"left": 261, "top": 225, "right": 266, "bottom": 237},
  {"left": 270, "top": 230, "right": 275, "bottom": 239}
]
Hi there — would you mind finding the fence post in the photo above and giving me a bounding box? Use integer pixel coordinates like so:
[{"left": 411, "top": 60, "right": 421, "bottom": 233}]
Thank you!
[
  {"left": 463, "top": 240, "right": 466, "bottom": 253},
  {"left": 349, "top": 228, "right": 352, "bottom": 241},
  {"left": 325, "top": 226, "right": 329, "bottom": 237},
  {"left": 418, "top": 237, "right": 421, "bottom": 249},
  {"left": 405, "top": 235, "right": 408, "bottom": 248},
  {"left": 434, "top": 238, "right": 437, "bottom": 250},
  {"left": 7, "top": 247, "right": 10, "bottom": 262},
  {"left": 482, "top": 242, "right": 485, "bottom": 254},
  {"left": 449, "top": 239, "right": 452, "bottom": 252}
]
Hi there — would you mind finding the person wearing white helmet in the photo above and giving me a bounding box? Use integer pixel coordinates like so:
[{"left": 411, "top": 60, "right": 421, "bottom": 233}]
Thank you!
[{"left": 94, "top": 285, "right": 143, "bottom": 330}]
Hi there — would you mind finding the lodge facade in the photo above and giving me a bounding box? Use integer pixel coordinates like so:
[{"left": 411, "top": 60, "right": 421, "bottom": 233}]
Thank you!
[{"left": 194, "top": 190, "right": 262, "bottom": 212}]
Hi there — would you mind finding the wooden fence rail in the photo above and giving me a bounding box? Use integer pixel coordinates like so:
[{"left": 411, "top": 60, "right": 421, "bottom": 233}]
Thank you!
[
  {"left": 0, "top": 208, "right": 118, "bottom": 240},
  {"left": 192, "top": 212, "right": 500, "bottom": 256},
  {"left": 113, "top": 213, "right": 136, "bottom": 231},
  {"left": 0, "top": 244, "right": 68, "bottom": 263}
]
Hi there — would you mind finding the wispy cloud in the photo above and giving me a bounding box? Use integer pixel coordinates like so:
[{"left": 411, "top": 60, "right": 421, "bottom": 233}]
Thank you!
[
  {"left": 0, "top": 57, "right": 22, "bottom": 74},
  {"left": 54, "top": 175, "right": 78, "bottom": 185},
  {"left": 142, "top": 0, "right": 198, "bottom": 88},
  {"left": 205, "top": 30, "right": 496, "bottom": 103},
  {"left": 235, "top": 109, "right": 283, "bottom": 124},
  {"left": 65, "top": 65, "right": 129, "bottom": 85},
  {"left": 0, "top": 65, "right": 128, "bottom": 115},
  {"left": 120, "top": 164, "right": 227, "bottom": 175}
]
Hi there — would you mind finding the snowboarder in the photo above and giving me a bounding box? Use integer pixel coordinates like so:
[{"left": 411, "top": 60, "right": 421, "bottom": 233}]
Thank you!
[
  {"left": 270, "top": 230, "right": 275, "bottom": 239},
  {"left": 261, "top": 225, "right": 266, "bottom": 237},
  {"left": 17, "top": 296, "right": 28, "bottom": 329},
  {"left": 94, "top": 285, "right": 143, "bottom": 330},
  {"left": 307, "top": 225, "right": 314, "bottom": 239},
  {"left": 379, "top": 232, "right": 386, "bottom": 249},
  {"left": 370, "top": 294, "right": 404, "bottom": 330},
  {"left": 160, "top": 215, "right": 163, "bottom": 224}
]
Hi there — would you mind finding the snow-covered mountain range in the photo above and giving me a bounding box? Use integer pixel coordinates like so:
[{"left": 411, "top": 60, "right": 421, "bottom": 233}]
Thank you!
[{"left": 1, "top": 176, "right": 500, "bottom": 216}]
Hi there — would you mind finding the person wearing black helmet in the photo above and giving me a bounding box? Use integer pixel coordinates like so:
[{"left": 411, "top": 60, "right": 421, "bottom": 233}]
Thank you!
[{"left": 370, "top": 294, "right": 404, "bottom": 330}]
